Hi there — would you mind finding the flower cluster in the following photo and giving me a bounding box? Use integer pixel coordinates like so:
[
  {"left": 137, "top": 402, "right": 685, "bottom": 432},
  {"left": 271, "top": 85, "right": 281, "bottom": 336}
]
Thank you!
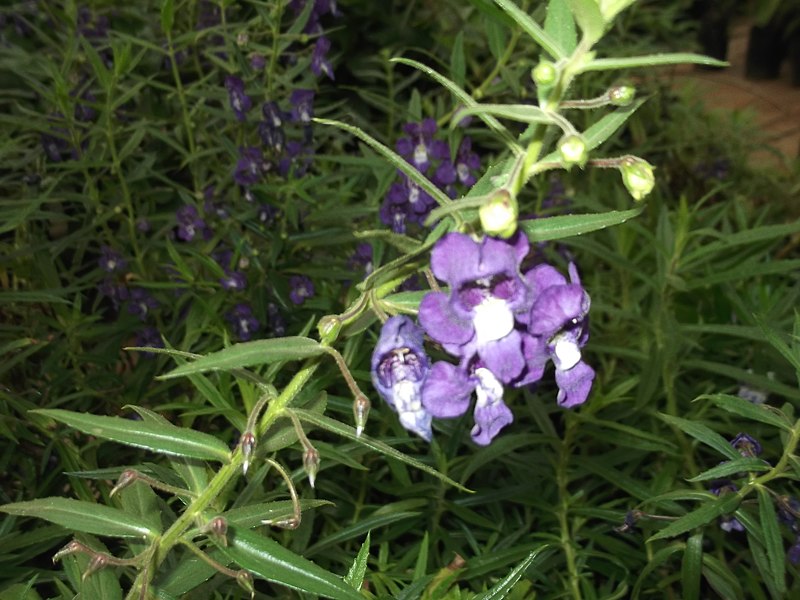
[
  {"left": 371, "top": 232, "right": 594, "bottom": 444},
  {"left": 380, "top": 119, "right": 481, "bottom": 233}
]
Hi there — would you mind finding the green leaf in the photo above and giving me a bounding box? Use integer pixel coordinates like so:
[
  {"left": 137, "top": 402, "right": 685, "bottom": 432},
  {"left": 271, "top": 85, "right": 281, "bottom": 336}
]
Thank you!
[
  {"left": 79, "top": 36, "right": 111, "bottom": 90},
  {"left": 493, "top": 0, "right": 566, "bottom": 60},
  {"left": 658, "top": 413, "right": 741, "bottom": 461},
  {"left": 344, "top": 532, "right": 370, "bottom": 590},
  {"left": 450, "top": 31, "right": 466, "bottom": 88},
  {"left": 681, "top": 533, "right": 703, "bottom": 600},
  {"left": 520, "top": 206, "right": 644, "bottom": 242},
  {"left": 631, "top": 543, "right": 685, "bottom": 599},
  {"left": 564, "top": 0, "right": 605, "bottom": 44},
  {"left": 474, "top": 547, "right": 546, "bottom": 600},
  {"left": 292, "top": 409, "right": 470, "bottom": 492},
  {"left": 580, "top": 53, "right": 728, "bottom": 72},
  {"left": 222, "top": 527, "right": 363, "bottom": 600},
  {"left": 413, "top": 531, "right": 429, "bottom": 580},
  {"left": 32, "top": 409, "right": 231, "bottom": 463},
  {"left": 305, "top": 510, "right": 420, "bottom": 557},
  {"left": 686, "top": 458, "right": 771, "bottom": 482},
  {"left": 648, "top": 493, "right": 741, "bottom": 541},
  {"left": 158, "top": 337, "right": 324, "bottom": 379},
  {"left": 697, "top": 393, "right": 793, "bottom": 431},
  {"left": 545, "top": 0, "right": 577, "bottom": 55},
  {"left": 454, "top": 103, "right": 559, "bottom": 126},
  {"left": 0, "top": 497, "right": 157, "bottom": 539},
  {"left": 758, "top": 486, "right": 786, "bottom": 595},
  {"left": 161, "top": 0, "right": 175, "bottom": 34},
  {"left": 701, "top": 554, "right": 745, "bottom": 600}
]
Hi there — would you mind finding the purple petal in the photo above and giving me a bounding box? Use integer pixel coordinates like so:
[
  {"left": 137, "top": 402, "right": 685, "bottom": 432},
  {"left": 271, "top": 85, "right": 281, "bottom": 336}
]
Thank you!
[
  {"left": 471, "top": 367, "right": 513, "bottom": 445},
  {"left": 529, "top": 284, "right": 590, "bottom": 337},
  {"left": 430, "top": 233, "right": 482, "bottom": 286},
  {"left": 418, "top": 291, "right": 474, "bottom": 346},
  {"left": 478, "top": 329, "right": 525, "bottom": 384},
  {"left": 422, "top": 361, "right": 474, "bottom": 418},
  {"left": 514, "top": 334, "right": 549, "bottom": 387},
  {"left": 555, "top": 360, "right": 595, "bottom": 408}
]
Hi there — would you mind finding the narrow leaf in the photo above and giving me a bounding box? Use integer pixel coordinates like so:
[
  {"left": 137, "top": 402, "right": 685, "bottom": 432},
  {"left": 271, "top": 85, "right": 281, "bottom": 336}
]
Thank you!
[
  {"left": 686, "top": 458, "right": 771, "bottom": 482},
  {"left": 474, "top": 547, "right": 546, "bottom": 600},
  {"left": 450, "top": 31, "right": 466, "bottom": 88},
  {"left": 648, "top": 494, "right": 741, "bottom": 541},
  {"left": 292, "top": 408, "right": 470, "bottom": 492},
  {"left": 564, "top": 0, "right": 605, "bottom": 44},
  {"left": 521, "top": 206, "right": 643, "bottom": 242},
  {"left": 32, "top": 409, "right": 231, "bottom": 462},
  {"left": 681, "top": 533, "right": 703, "bottom": 600},
  {"left": 658, "top": 413, "right": 741, "bottom": 461},
  {"left": 493, "top": 0, "right": 566, "bottom": 60},
  {"left": 161, "top": 0, "right": 175, "bottom": 34},
  {"left": 0, "top": 497, "right": 157, "bottom": 539},
  {"left": 344, "top": 532, "right": 371, "bottom": 590},
  {"left": 545, "top": 0, "right": 577, "bottom": 55},
  {"left": 580, "top": 53, "right": 728, "bottom": 72},
  {"left": 159, "top": 337, "right": 324, "bottom": 379},
  {"left": 698, "top": 393, "right": 792, "bottom": 431},
  {"left": 222, "top": 527, "right": 363, "bottom": 600},
  {"left": 758, "top": 486, "right": 786, "bottom": 595},
  {"left": 454, "top": 103, "right": 558, "bottom": 125}
]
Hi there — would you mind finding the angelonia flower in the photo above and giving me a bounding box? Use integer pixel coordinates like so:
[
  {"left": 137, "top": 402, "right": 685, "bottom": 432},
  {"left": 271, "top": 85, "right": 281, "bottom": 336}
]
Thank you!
[
  {"left": 371, "top": 232, "right": 594, "bottom": 445},
  {"left": 380, "top": 120, "right": 481, "bottom": 233},
  {"left": 127, "top": 287, "right": 159, "bottom": 322},
  {"left": 175, "top": 204, "right": 211, "bottom": 242},
  {"left": 134, "top": 326, "right": 164, "bottom": 358},
  {"left": 311, "top": 36, "right": 334, "bottom": 80},
  {"left": 289, "top": 275, "right": 315, "bottom": 305},
  {"left": 710, "top": 480, "right": 745, "bottom": 533},
  {"left": 233, "top": 146, "right": 266, "bottom": 187},
  {"left": 730, "top": 432, "right": 762, "bottom": 458},
  {"left": 98, "top": 246, "right": 127, "bottom": 273},
  {"left": 224, "top": 75, "right": 252, "bottom": 121},
  {"left": 371, "top": 316, "right": 433, "bottom": 441},
  {"left": 226, "top": 303, "right": 260, "bottom": 341}
]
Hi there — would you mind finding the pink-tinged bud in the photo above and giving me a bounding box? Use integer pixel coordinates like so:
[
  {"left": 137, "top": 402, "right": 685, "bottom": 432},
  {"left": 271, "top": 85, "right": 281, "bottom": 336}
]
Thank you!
[
  {"left": 303, "top": 447, "right": 320, "bottom": 488},
  {"left": 110, "top": 469, "right": 138, "bottom": 497},
  {"left": 353, "top": 394, "right": 371, "bottom": 437},
  {"left": 82, "top": 553, "right": 110, "bottom": 581},
  {"left": 239, "top": 431, "right": 257, "bottom": 474},
  {"left": 236, "top": 570, "right": 255, "bottom": 599},
  {"left": 204, "top": 516, "right": 228, "bottom": 546},
  {"left": 53, "top": 540, "right": 89, "bottom": 563}
]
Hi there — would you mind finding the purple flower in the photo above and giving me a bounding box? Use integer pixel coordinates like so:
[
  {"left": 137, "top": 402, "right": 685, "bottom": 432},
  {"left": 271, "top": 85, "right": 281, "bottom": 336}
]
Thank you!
[
  {"left": 289, "top": 275, "right": 315, "bottom": 305},
  {"left": 99, "top": 277, "right": 127, "bottom": 310},
  {"left": 226, "top": 303, "right": 260, "bottom": 341},
  {"left": 730, "top": 432, "right": 762, "bottom": 458},
  {"left": 262, "top": 101, "right": 287, "bottom": 129},
  {"left": 348, "top": 243, "right": 373, "bottom": 275},
  {"left": 418, "top": 232, "right": 531, "bottom": 383},
  {"left": 250, "top": 53, "right": 266, "bottom": 70},
  {"left": 396, "top": 118, "right": 439, "bottom": 172},
  {"left": 290, "top": 89, "right": 314, "bottom": 123},
  {"left": 233, "top": 146, "right": 265, "bottom": 187},
  {"left": 127, "top": 288, "right": 159, "bottom": 321},
  {"left": 371, "top": 316, "right": 433, "bottom": 441},
  {"left": 454, "top": 137, "right": 481, "bottom": 187},
  {"left": 257, "top": 203, "right": 278, "bottom": 226},
  {"left": 225, "top": 75, "right": 252, "bottom": 121},
  {"left": 176, "top": 204, "right": 211, "bottom": 242},
  {"left": 311, "top": 36, "right": 334, "bottom": 80},
  {"left": 99, "top": 246, "right": 127, "bottom": 273},
  {"left": 710, "top": 480, "right": 745, "bottom": 533},
  {"left": 266, "top": 303, "right": 286, "bottom": 337},
  {"left": 220, "top": 271, "right": 247, "bottom": 291},
  {"left": 278, "top": 141, "right": 313, "bottom": 178},
  {"left": 379, "top": 175, "right": 436, "bottom": 233}
]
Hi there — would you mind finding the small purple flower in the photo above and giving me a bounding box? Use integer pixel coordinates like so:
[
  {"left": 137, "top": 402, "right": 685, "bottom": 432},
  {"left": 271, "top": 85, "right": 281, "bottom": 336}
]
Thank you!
[
  {"left": 348, "top": 243, "right": 373, "bottom": 275},
  {"left": 134, "top": 326, "right": 164, "bottom": 358},
  {"left": 176, "top": 204, "right": 211, "bottom": 242},
  {"left": 396, "top": 118, "right": 439, "bottom": 172},
  {"left": 710, "top": 480, "right": 745, "bottom": 533},
  {"left": 371, "top": 316, "right": 433, "bottom": 441},
  {"left": 262, "top": 101, "right": 287, "bottom": 129},
  {"left": 220, "top": 271, "right": 247, "bottom": 291},
  {"left": 289, "top": 275, "right": 315, "bottom": 305},
  {"left": 454, "top": 137, "right": 481, "bottom": 187},
  {"left": 278, "top": 141, "right": 313, "bottom": 178},
  {"left": 290, "top": 89, "right": 315, "bottom": 123},
  {"left": 127, "top": 288, "right": 159, "bottom": 321},
  {"left": 379, "top": 175, "right": 436, "bottom": 233},
  {"left": 731, "top": 432, "right": 762, "bottom": 458},
  {"left": 789, "top": 537, "right": 800, "bottom": 565},
  {"left": 266, "top": 303, "right": 286, "bottom": 337},
  {"left": 257, "top": 203, "right": 278, "bottom": 226},
  {"left": 99, "top": 277, "right": 127, "bottom": 310},
  {"left": 250, "top": 53, "right": 266, "bottom": 70},
  {"left": 233, "top": 146, "right": 265, "bottom": 187},
  {"left": 99, "top": 246, "right": 127, "bottom": 273},
  {"left": 226, "top": 303, "right": 260, "bottom": 341},
  {"left": 777, "top": 496, "right": 800, "bottom": 527},
  {"left": 224, "top": 75, "right": 252, "bottom": 121},
  {"left": 311, "top": 36, "right": 334, "bottom": 79}
]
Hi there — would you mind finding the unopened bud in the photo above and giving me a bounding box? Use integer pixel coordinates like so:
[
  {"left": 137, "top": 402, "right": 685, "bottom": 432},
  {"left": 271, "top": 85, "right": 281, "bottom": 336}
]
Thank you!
[
  {"left": 531, "top": 60, "right": 557, "bottom": 87},
  {"left": 479, "top": 189, "right": 518, "bottom": 239},
  {"left": 265, "top": 516, "right": 300, "bottom": 529},
  {"left": 303, "top": 447, "right": 320, "bottom": 488},
  {"left": 353, "top": 394, "right": 370, "bottom": 437},
  {"left": 110, "top": 469, "right": 138, "bottom": 497},
  {"left": 558, "top": 134, "right": 588, "bottom": 169},
  {"left": 240, "top": 432, "right": 257, "bottom": 474},
  {"left": 236, "top": 570, "right": 255, "bottom": 599},
  {"left": 236, "top": 31, "right": 249, "bottom": 47},
  {"left": 317, "top": 315, "right": 341, "bottom": 341},
  {"left": 620, "top": 157, "right": 655, "bottom": 201},
  {"left": 53, "top": 540, "right": 88, "bottom": 563},
  {"left": 608, "top": 85, "right": 635, "bottom": 106},
  {"left": 82, "top": 553, "right": 110, "bottom": 581},
  {"left": 203, "top": 516, "right": 228, "bottom": 546}
]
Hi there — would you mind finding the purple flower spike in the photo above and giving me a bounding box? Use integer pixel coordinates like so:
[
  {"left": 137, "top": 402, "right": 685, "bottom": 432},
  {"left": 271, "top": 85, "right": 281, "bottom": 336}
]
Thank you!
[
  {"left": 371, "top": 316, "right": 433, "bottom": 441},
  {"left": 226, "top": 303, "right": 260, "bottom": 341},
  {"left": 730, "top": 432, "right": 762, "bottom": 458},
  {"left": 127, "top": 288, "right": 159, "bottom": 321},
  {"left": 176, "top": 205, "right": 211, "bottom": 242},
  {"left": 99, "top": 246, "right": 127, "bottom": 273},
  {"left": 311, "top": 36, "right": 334, "bottom": 80},
  {"left": 224, "top": 75, "right": 252, "bottom": 121},
  {"left": 233, "top": 146, "right": 265, "bottom": 187},
  {"left": 289, "top": 275, "right": 315, "bottom": 305},
  {"left": 397, "top": 118, "right": 438, "bottom": 172}
]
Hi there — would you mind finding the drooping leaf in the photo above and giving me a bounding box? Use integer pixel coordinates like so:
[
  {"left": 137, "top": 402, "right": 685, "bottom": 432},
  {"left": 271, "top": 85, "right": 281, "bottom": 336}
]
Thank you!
[
  {"left": 0, "top": 497, "right": 157, "bottom": 539},
  {"left": 658, "top": 413, "right": 741, "bottom": 461},
  {"left": 32, "top": 409, "right": 231, "bottom": 463},
  {"left": 344, "top": 532, "right": 371, "bottom": 590}
]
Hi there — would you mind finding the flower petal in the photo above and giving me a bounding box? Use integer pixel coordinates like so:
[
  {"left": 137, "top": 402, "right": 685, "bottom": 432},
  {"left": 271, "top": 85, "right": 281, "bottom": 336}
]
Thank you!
[
  {"left": 555, "top": 360, "right": 595, "bottom": 408},
  {"left": 422, "top": 361, "right": 474, "bottom": 418},
  {"left": 418, "top": 291, "right": 474, "bottom": 346}
]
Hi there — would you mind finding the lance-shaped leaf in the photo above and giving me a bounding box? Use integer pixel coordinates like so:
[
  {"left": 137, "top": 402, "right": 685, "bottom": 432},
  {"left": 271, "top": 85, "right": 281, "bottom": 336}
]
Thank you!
[
  {"left": 658, "top": 413, "right": 741, "bottom": 461},
  {"left": 474, "top": 546, "right": 549, "bottom": 599},
  {"left": 493, "top": 0, "right": 565, "bottom": 60},
  {"left": 686, "top": 458, "right": 771, "bottom": 482},
  {"left": 453, "top": 104, "right": 561, "bottom": 127},
  {"left": 648, "top": 493, "right": 741, "bottom": 541},
  {"left": 159, "top": 337, "right": 325, "bottom": 379},
  {"left": 698, "top": 393, "right": 793, "bottom": 431},
  {"left": 222, "top": 527, "right": 364, "bottom": 600},
  {"left": 344, "top": 532, "right": 371, "bottom": 590},
  {"left": 758, "top": 486, "right": 787, "bottom": 595},
  {"left": 580, "top": 52, "right": 727, "bottom": 72},
  {"left": 0, "top": 497, "right": 158, "bottom": 539},
  {"left": 32, "top": 409, "right": 231, "bottom": 462},
  {"left": 520, "top": 206, "right": 644, "bottom": 242}
]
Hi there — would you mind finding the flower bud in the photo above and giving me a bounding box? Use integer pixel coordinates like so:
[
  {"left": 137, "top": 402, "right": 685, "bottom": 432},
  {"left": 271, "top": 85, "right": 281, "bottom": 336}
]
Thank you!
[
  {"left": 236, "top": 31, "right": 249, "bottom": 47},
  {"left": 239, "top": 431, "right": 257, "bottom": 474},
  {"left": 236, "top": 570, "right": 255, "bottom": 600},
  {"left": 53, "top": 540, "right": 89, "bottom": 563},
  {"left": 608, "top": 85, "right": 635, "bottom": 106},
  {"left": 531, "top": 60, "right": 557, "bottom": 87},
  {"left": 109, "top": 469, "right": 138, "bottom": 497},
  {"left": 82, "top": 553, "right": 110, "bottom": 581},
  {"left": 558, "top": 134, "right": 588, "bottom": 169},
  {"left": 620, "top": 157, "right": 655, "bottom": 201},
  {"left": 303, "top": 446, "right": 320, "bottom": 488},
  {"left": 479, "top": 189, "right": 518, "bottom": 239},
  {"left": 203, "top": 516, "right": 228, "bottom": 546},
  {"left": 317, "top": 315, "right": 341, "bottom": 342},
  {"left": 353, "top": 394, "right": 371, "bottom": 437}
]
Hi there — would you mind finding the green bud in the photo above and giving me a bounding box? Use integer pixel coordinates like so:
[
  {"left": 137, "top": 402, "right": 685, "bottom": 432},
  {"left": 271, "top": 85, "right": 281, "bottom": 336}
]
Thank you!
[
  {"left": 608, "top": 85, "right": 635, "bottom": 106},
  {"left": 558, "top": 134, "right": 588, "bottom": 169},
  {"left": 353, "top": 394, "right": 370, "bottom": 437},
  {"left": 479, "top": 190, "right": 518, "bottom": 239},
  {"left": 531, "top": 60, "right": 557, "bottom": 87},
  {"left": 317, "top": 315, "right": 341, "bottom": 341},
  {"left": 303, "top": 446, "right": 320, "bottom": 488},
  {"left": 236, "top": 570, "right": 255, "bottom": 600},
  {"left": 620, "top": 157, "right": 655, "bottom": 201}
]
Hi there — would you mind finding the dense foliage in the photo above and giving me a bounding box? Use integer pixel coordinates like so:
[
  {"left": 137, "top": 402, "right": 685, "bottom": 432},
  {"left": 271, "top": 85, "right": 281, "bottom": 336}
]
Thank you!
[{"left": 1, "top": 1, "right": 799, "bottom": 599}]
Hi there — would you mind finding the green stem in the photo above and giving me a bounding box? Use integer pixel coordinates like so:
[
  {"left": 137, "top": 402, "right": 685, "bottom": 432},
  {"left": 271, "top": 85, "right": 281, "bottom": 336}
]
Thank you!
[
  {"left": 166, "top": 32, "right": 199, "bottom": 193},
  {"left": 556, "top": 416, "right": 582, "bottom": 600}
]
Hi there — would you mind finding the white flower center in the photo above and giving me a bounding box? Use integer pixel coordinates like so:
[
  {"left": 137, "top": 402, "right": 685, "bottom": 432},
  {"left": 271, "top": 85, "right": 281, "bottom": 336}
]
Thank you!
[
  {"left": 553, "top": 334, "right": 581, "bottom": 370},
  {"left": 472, "top": 297, "right": 514, "bottom": 346},
  {"left": 474, "top": 367, "right": 503, "bottom": 408},
  {"left": 413, "top": 143, "right": 427, "bottom": 167}
]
